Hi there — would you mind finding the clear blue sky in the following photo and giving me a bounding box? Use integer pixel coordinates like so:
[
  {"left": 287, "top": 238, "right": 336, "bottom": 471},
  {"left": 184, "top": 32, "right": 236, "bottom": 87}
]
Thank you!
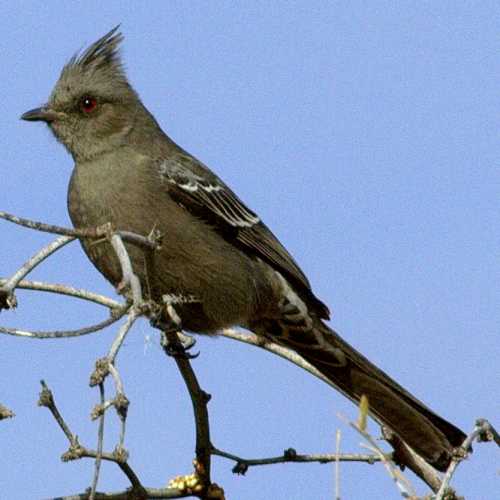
[{"left": 1, "top": 2, "right": 498, "bottom": 499}]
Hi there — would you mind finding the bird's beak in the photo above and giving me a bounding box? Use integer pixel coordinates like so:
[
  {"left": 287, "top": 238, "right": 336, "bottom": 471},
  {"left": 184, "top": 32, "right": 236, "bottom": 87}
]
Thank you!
[{"left": 20, "top": 106, "right": 61, "bottom": 123}]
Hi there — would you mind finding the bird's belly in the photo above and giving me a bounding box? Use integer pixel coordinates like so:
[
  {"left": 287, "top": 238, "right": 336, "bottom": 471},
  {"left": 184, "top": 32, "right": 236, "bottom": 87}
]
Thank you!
[{"left": 67, "top": 163, "right": 271, "bottom": 332}]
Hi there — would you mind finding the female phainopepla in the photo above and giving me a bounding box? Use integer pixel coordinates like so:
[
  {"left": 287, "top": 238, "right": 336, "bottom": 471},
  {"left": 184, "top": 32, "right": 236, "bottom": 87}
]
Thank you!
[{"left": 21, "top": 27, "right": 466, "bottom": 471}]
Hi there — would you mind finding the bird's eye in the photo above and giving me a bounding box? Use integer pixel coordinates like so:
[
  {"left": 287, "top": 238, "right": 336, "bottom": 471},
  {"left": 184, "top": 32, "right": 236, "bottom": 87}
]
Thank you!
[{"left": 80, "top": 96, "right": 97, "bottom": 114}]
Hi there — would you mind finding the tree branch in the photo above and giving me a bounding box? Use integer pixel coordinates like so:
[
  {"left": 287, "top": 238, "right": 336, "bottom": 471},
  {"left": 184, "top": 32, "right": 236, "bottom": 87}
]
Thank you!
[
  {"left": 211, "top": 446, "right": 383, "bottom": 474},
  {"left": 435, "top": 419, "right": 497, "bottom": 500}
]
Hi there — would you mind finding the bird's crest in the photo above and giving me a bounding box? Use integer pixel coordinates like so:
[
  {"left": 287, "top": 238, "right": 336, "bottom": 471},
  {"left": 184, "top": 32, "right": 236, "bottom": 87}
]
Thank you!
[
  {"left": 66, "top": 25, "right": 124, "bottom": 77},
  {"left": 51, "top": 25, "right": 133, "bottom": 106}
]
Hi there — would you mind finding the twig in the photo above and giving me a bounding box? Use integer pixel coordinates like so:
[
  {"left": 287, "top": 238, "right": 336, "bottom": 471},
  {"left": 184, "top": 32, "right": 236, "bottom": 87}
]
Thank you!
[
  {"left": 382, "top": 427, "right": 442, "bottom": 492},
  {"left": 107, "top": 307, "right": 141, "bottom": 365},
  {"left": 339, "top": 414, "right": 417, "bottom": 498},
  {"left": 0, "top": 309, "right": 127, "bottom": 339},
  {"left": 211, "top": 446, "right": 383, "bottom": 473},
  {"left": 0, "top": 235, "right": 75, "bottom": 308},
  {"left": 162, "top": 330, "right": 212, "bottom": 488},
  {"left": 110, "top": 234, "right": 143, "bottom": 305},
  {"left": 108, "top": 363, "right": 128, "bottom": 449},
  {"left": 52, "top": 485, "right": 191, "bottom": 499},
  {"left": 335, "top": 430, "right": 341, "bottom": 500},
  {"left": 220, "top": 328, "right": 333, "bottom": 387},
  {"left": 0, "top": 210, "right": 101, "bottom": 237},
  {"left": 435, "top": 419, "right": 495, "bottom": 500},
  {"left": 38, "top": 381, "right": 148, "bottom": 497},
  {"left": 38, "top": 381, "right": 78, "bottom": 446},
  {"left": 0, "top": 278, "right": 122, "bottom": 310},
  {"left": 0, "top": 211, "right": 158, "bottom": 250},
  {"left": 89, "top": 384, "right": 106, "bottom": 500}
]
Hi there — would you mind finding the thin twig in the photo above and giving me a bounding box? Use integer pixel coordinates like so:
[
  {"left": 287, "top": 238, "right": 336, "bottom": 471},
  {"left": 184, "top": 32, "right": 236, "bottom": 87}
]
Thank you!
[
  {"left": 52, "top": 485, "right": 190, "bottom": 499},
  {"left": 162, "top": 331, "right": 212, "bottom": 487},
  {"left": 38, "top": 381, "right": 78, "bottom": 446},
  {"left": 335, "top": 430, "right": 341, "bottom": 500},
  {"left": 108, "top": 363, "right": 128, "bottom": 449},
  {"left": 0, "top": 309, "right": 127, "bottom": 339},
  {"left": 382, "top": 426, "right": 442, "bottom": 492},
  {"left": 211, "top": 446, "right": 382, "bottom": 472},
  {"left": 220, "top": 328, "right": 333, "bottom": 387},
  {"left": 0, "top": 235, "right": 75, "bottom": 308},
  {"left": 89, "top": 384, "right": 106, "bottom": 500},
  {"left": 0, "top": 210, "right": 101, "bottom": 237},
  {"left": 435, "top": 419, "right": 494, "bottom": 500},
  {"left": 0, "top": 211, "right": 158, "bottom": 250},
  {"left": 107, "top": 307, "right": 141, "bottom": 364},
  {"left": 340, "top": 415, "right": 417, "bottom": 498},
  {"left": 110, "top": 234, "right": 143, "bottom": 305},
  {"left": 0, "top": 278, "right": 122, "bottom": 310},
  {"left": 39, "top": 381, "right": 148, "bottom": 497}
]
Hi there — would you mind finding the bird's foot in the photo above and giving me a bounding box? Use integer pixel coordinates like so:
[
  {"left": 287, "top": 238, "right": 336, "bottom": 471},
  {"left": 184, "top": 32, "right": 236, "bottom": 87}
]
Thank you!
[{"left": 161, "top": 332, "right": 199, "bottom": 359}]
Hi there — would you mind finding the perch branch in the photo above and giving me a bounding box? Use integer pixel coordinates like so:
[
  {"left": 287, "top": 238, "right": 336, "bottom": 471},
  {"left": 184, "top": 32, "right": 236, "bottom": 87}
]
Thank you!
[
  {"left": 162, "top": 330, "right": 213, "bottom": 491},
  {"left": 0, "top": 278, "right": 123, "bottom": 310},
  {"left": 0, "top": 210, "right": 158, "bottom": 250},
  {"left": 211, "top": 446, "right": 383, "bottom": 474},
  {"left": 435, "top": 419, "right": 497, "bottom": 500},
  {"left": 0, "top": 309, "right": 127, "bottom": 339}
]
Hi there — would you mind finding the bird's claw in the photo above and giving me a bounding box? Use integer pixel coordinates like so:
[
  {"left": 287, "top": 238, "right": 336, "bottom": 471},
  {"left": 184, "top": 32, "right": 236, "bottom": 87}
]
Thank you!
[{"left": 162, "top": 337, "right": 200, "bottom": 359}]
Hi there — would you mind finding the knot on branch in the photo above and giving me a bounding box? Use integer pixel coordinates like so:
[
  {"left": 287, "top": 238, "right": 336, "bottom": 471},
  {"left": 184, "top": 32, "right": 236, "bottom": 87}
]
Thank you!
[
  {"left": 37, "top": 381, "right": 54, "bottom": 408},
  {"left": 0, "top": 404, "right": 14, "bottom": 420},
  {"left": 283, "top": 447, "right": 298, "bottom": 460},
  {"left": 0, "top": 289, "right": 17, "bottom": 311},
  {"left": 114, "top": 392, "right": 130, "bottom": 419},
  {"left": 113, "top": 445, "right": 129, "bottom": 463},
  {"left": 61, "top": 441, "right": 84, "bottom": 462},
  {"left": 232, "top": 461, "right": 248, "bottom": 475},
  {"left": 90, "top": 357, "right": 110, "bottom": 387},
  {"left": 475, "top": 418, "right": 499, "bottom": 445}
]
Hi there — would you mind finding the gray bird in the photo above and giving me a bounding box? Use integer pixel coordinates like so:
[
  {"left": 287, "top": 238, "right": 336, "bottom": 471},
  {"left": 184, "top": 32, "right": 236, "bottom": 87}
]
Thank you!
[{"left": 21, "top": 27, "right": 465, "bottom": 471}]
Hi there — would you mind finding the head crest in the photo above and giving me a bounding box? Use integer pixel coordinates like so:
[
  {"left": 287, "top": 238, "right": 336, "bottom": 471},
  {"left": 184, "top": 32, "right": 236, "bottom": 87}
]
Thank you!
[
  {"left": 52, "top": 25, "right": 134, "bottom": 106},
  {"left": 68, "top": 25, "right": 124, "bottom": 75}
]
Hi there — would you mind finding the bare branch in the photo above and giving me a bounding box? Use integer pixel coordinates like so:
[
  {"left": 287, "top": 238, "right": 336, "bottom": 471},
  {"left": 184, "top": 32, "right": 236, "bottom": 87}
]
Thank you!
[
  {"left": 108, "top": 307, "right": 141, "bottom": 365},
  {"left": 89, "top": 384, "right": 106, "bottom": 500},
  {"left": 0, "top": 211, "right": 158, "bottom": 250},
  {"left": 110, "top": 234, "right": 143, "bottom": 305},
  {"left": 435, "top": 419, "right": 497, "bottom": 500},
  {"left": 335, "top": 429, "right": 341, "bottom": 500},
  {"left": 340, "top": 414, "right": 417, "bottom": 498},
  {"left": 39, "top": 381, "right": 149, "bottom": 498},
  {"left": 0, "top": 278, "right": 122, "bottom": 310},
  {"left": 382, "top": 427, "right": 442, "bottom": 492},
  {"left": 38, "top": 380, "right": 79, "bottom": 446},
  {"left": 212, "top": 446, "right": 382, "bottom": 475},
  {"left": 0, "top": 309, "right": 127, "bottom": 339},
  {"left": 0, "top": 234, "right": 75, "bottom": 309},
  {"left": 162, "top": 330, "right": 212, "bottom": 489},
  {"left": 220, "top": 328, "right": 334, "bottom": 387}
]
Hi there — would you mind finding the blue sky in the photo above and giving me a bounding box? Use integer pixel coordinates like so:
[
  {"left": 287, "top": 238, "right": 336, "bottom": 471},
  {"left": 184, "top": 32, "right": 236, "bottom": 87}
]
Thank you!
[{"left": 1, "top": 2, "right": 498, "bottom": 499}]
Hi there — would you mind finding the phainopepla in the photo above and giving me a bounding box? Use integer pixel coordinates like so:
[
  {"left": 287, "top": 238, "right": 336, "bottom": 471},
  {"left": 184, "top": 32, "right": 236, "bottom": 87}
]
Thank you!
[{"left": 21, "top": 27, "right": 465, "bottom": 471}]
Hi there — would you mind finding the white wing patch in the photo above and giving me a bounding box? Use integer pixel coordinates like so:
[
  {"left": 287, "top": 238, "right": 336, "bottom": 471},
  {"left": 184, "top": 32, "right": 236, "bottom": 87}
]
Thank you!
[{"left": 159, "top": 159, "right": 260, "bottom": 228}]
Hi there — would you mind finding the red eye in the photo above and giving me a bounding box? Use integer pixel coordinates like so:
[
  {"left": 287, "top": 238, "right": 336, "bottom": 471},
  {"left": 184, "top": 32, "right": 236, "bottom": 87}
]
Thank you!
[{"left": 80, "top": 96, "right": 97, "bottom": 113}]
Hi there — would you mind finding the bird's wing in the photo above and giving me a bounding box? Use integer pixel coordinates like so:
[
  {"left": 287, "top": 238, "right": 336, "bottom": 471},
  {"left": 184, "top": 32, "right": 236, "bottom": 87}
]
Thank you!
[{"left": 158, "top": 154, "right": 318, "bottom": 300}]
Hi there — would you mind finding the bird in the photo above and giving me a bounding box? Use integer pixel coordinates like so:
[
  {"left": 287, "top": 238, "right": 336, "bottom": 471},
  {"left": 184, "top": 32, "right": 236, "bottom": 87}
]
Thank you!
[{"left": 21, "top": 27, "right": 465, "bottom": 471}]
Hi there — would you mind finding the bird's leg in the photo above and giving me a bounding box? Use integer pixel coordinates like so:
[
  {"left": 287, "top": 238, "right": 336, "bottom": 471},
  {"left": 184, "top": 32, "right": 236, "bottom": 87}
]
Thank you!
[{"left": 149, "top": 295, "right": 199, "bottom": 359}]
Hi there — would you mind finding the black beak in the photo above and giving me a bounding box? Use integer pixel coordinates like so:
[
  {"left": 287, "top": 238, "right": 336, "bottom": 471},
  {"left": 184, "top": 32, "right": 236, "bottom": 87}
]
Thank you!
[{"left": 21, "top": 106, "right": 60, "bottom": 123}]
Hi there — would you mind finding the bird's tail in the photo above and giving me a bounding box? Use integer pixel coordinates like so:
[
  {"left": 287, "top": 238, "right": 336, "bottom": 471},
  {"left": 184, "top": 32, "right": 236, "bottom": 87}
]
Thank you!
[{"left": 264, "top": 316, "right": 466, "bottom": 471}]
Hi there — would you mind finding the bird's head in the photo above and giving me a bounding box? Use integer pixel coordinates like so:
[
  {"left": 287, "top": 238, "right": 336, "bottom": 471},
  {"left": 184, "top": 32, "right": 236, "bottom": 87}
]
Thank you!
[{"left": 21, "top": 26, "right": 140, "bottom": 162}]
